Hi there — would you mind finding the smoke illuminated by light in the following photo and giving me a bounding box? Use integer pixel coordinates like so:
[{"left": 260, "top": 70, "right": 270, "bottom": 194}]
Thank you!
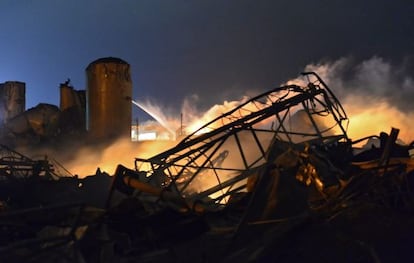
[
  {"left": 299, "top": 56, "right": 414, "bottom": 144},
  {"left": 179, "top": 56, "right": 414, "bottom": 145},
  {"left": 64, "top": 139, "right": 177, "bottom": 176},
  {"left": 132, "top": 99, "right": 177, "bottom": 140},
  {"left": 184, "top": 97, "right": 249, "bottom": 135},
  {"left": 34, "top": 56, "right": 413, "bottom": 178}
]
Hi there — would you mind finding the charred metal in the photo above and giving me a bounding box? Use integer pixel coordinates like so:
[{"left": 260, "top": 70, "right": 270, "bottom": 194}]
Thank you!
[{"left": 1, "top": 72, "right": 414, "bottom": 262}]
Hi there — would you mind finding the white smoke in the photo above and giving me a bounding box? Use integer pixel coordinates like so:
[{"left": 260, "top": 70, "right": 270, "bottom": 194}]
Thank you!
[
  {"left": 135, "top": 94, "right": 251, "bottom": 136},
  {"left": 290, "top": 56, "right": 414, "bottom": 143},
  {"left": 59, "top": 55, "right": 414, "bottom": 176},
  {"left": 136, "top": 56, "right": 414, "bottom": 144}
]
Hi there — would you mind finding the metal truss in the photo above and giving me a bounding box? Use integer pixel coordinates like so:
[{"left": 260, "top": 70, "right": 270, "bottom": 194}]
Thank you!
[
  {"left": 0, "top": 144, "right": 72, "bottom": 180},
  {"left": 134, "top": 72, "right": 350, "bottom": 209}
]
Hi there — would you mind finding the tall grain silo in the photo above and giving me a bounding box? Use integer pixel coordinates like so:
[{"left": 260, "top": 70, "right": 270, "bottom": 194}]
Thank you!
[
  {"left": 86, "top": 57, "right": 132, "bottom": 140},
  {"left": 0, "top": 81, "right": 25, "bottom": 124}
]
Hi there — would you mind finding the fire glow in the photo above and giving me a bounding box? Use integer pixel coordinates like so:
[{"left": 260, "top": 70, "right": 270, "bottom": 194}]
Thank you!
[
  {"left": 61, "top": 56, "right": 414, "bottom": 177},
  {"left": 301, "top": 56, "right": 414, "bottom": 144},
  {"left": 343, "top": 97, "right": 414, "bottom": 144}
]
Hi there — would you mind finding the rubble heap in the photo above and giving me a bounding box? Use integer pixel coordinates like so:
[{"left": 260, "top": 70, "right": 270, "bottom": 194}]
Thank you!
[{"left": 1, "top": 72, "right": 414, "bottom": 263}]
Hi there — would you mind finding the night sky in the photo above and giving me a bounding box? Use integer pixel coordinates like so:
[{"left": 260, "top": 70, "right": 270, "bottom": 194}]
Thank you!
[{"left": 0, "top": 0, "right": 413, "bottom": 119}]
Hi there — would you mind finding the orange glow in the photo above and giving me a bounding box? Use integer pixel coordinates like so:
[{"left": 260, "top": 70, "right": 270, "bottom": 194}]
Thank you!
[
  {"left": 184, "top": 98, "right": 249, "bottom": 134},
  {"left": 285, "top": 57, "right": 414, "bottom": 146},
  {"left": 342, "top": 96, "right": 414, "bottom": 144},
  {"left": 63, "top": 96, "right": 413, "bottom": 178},
  {"left": 64, "top": 139, "right": 176, "bottom": 177}
]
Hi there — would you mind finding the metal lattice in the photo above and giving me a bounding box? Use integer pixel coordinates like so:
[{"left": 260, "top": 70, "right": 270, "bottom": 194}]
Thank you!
[{"left": 134, "top": 72, "right": 349, "bottom": 209}]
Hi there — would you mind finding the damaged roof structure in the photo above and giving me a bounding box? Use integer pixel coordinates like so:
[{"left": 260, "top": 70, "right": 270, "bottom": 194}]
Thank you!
[{"left": 1, "top": 72, "right": 414, "bottom": 262}]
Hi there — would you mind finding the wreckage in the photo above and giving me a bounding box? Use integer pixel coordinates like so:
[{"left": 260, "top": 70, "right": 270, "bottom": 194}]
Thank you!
[{"left": 1, "top": 72, "right": 414, "bottom": 262}]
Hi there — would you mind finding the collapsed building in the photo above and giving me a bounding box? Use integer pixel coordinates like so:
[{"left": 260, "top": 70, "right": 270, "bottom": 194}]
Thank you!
[{"left": 0, "top": 72, "right": 414, "bottom": 262}]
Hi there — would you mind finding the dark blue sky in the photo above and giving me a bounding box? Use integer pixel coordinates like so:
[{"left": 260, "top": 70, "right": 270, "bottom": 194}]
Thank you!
[{"left": 0, "top": 0, "right": 413, "bottom": 118}]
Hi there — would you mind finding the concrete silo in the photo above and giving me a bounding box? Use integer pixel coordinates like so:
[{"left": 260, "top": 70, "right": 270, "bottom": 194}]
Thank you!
[
  {"left": 59, "top": 80, "right": 86, "bottom": 132},
  {"left": 0, "top": 81, "right": 25, "bottom": 124},
  {"left": 86, "top": 57, "right": 132, "bottom": 140},
  {"left": 60, "top": 80, "right": 77, "bottom": 111}
]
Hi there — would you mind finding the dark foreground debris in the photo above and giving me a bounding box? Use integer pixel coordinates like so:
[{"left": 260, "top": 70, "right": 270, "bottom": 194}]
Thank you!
[{"left": 1, "top": 72, "right": 414, "bottom": 262}]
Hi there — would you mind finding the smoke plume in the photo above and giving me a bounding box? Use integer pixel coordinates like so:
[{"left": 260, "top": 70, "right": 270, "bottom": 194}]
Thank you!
[
  {"left": 31, "top": 56, "right": 413, "bottom": 177},
  {"left": 293, "top": 56, "right": 414, "bottom": 143},
  {"left": 174, "top": 56, "right": 414, "bottom": 143}
]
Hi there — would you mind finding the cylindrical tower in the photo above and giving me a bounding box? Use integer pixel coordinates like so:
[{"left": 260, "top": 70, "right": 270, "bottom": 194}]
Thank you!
[
  {"left": 59, "top": 80, "right": 86, "bottom": 132},
  {"left": 60, "top": 81, "right": 76, "bottom": 111},
  {"left": 0, "top": 81, "right": 26, "bottom": 123},
  {"left": 86, "top": 57, "right": 132, "bottom": 140}
]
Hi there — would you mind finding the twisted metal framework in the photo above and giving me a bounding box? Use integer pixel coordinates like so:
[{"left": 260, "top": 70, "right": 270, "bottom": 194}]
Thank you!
[
  {"left": 135, "top": 72, "right": 349, "bottom": 208},
  {"left": 0, "top": 144, "right": 72, "bottom": 180}
]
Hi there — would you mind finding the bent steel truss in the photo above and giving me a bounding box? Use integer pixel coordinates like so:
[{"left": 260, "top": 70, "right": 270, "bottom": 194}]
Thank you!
[{"left": 134, "top": 72, "right": 349, "bottom": 209}]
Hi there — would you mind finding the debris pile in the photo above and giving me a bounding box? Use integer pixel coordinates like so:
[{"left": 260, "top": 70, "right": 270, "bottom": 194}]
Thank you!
[
  {"left": 1, "top": 72, "right": 414, "bottom": 262},
  {"left": 0, "top": 144, "right": 112, "bottom": 210}
]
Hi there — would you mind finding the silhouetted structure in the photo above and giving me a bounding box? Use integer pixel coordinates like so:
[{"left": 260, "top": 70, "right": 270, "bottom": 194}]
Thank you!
[
  {"left": 0, "top": 81, "right": 25, "bottom": 124},
  {"left": 86, "top": 57, "right": 132, "bottom": 141}
]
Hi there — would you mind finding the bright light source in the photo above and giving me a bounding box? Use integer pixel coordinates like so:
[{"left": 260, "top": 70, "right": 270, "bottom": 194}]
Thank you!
[{"left": 138, "top": 132, "right": 157, "bottom": 141}]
